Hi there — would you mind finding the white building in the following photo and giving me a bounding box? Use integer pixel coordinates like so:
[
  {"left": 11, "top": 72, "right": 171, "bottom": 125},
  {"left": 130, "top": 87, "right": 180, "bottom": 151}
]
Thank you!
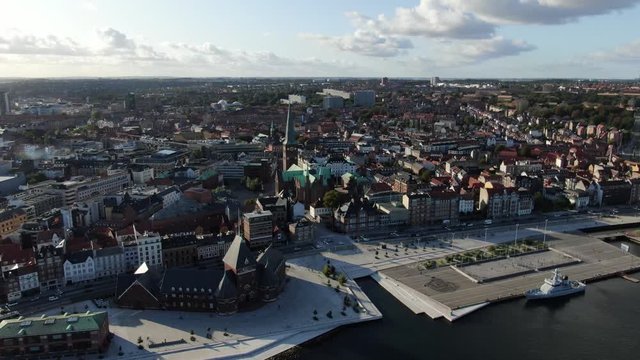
[
  {"left": 118, "top": 230, "right": 163, "bottom": 271},
  {"left": 93, "top": 246, "right": 125, "bottom": 278},
  {"left": 157, "top": 186, "right": 181, "bottom": 208},
  {"left": 50, "top": 171, "right": 131, "bottom": 206},
  {"left": 459, "top": 197, "right": 475, "bottom": 214},
  {"left": 131, "top": 166, "right": 154, "bottom": 185},
  {"left": 18, "top": 269, "right": 40, "bottom": 293},
  {"left": 63, "top": 251, "right": 95, "bottom": 284}
]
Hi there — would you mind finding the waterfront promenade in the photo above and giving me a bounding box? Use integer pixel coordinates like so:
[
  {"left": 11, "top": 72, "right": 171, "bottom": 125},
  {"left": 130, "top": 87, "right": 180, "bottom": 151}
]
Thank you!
[{"left": 378, "top": 232, "right": 640, "bottom": 321}]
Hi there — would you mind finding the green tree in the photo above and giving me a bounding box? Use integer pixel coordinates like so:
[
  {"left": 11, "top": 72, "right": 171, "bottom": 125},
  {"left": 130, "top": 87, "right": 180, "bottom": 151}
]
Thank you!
[
  {"left": 323, "top": 190, "right": 344, "bottom": 210},
  {"left": 337, "top": 273, "right": 347, "bottom": 286}
]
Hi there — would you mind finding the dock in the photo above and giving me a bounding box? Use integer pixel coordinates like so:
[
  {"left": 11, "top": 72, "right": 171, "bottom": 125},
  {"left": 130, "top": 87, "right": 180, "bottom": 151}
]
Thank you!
[
  {"left": 375, "top": 232, "right": 640, "bottom": 321},
  {"left": 621, "top": 274, "right": 640, "bottom": 283}
]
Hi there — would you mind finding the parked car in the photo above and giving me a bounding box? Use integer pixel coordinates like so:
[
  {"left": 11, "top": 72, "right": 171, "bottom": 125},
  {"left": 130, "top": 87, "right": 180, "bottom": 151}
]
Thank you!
[
  {"left": 6, "top": 302, "right": 17, "bottom": 307},
  {"left": 48, "top": 296, "right": 59, "bottom": 302}
]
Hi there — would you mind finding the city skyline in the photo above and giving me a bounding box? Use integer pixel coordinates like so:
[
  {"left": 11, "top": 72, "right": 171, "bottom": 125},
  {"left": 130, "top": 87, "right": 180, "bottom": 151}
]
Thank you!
[{"left": 1, "top": 0, "right": 640, "bottom": 78}]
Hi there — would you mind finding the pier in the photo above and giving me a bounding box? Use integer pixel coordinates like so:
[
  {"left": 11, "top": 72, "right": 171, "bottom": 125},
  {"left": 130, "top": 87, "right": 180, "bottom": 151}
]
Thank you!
[{"left": 375, "top": 232, "right": 640, "bottom": 321}]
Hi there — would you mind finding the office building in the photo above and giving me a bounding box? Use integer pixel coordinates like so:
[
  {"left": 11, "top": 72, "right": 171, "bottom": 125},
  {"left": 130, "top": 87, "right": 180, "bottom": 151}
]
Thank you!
[
  {"left": 242, "top": 210, "right": 273, "bottom": 250},
  {"left": 353, "top": 90, "right": 376, "bottom": 107}
]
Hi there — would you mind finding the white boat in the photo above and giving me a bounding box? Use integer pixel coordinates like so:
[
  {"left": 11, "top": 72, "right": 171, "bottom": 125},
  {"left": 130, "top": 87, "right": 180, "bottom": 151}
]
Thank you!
[{"left": 525, "top": 268, "right": 586, "bottom": 300}]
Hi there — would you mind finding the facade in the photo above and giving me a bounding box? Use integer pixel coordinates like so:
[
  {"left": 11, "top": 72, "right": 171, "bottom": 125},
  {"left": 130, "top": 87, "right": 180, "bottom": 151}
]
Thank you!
[
  {"left": 323, "top": 96, "right": 344, "bottom": 110},
  {"left": 115, "top": 235, "right": 286, "bottom": 315},
  {"left": 353, "top": 90, "right": 375, "bottom": 107},
  {"left": 130, "top": 165, "right": 154, "bottom": 185},
  {"left": 93, "top": 247, "right": 125, "bottom": 279},
  {"left": 288, "top": 218, "right": 315, "bottom": 243},
  {"left": 62, "top": 251, "right": 95, "bottom": 284},
  {"left": 479, "top": 187, "right": 522, "bottom": 219},
  {"left": 243, "top": 211, "right": 273, "bottom": 250},
  {"left": 118, "top": 232, "right": 163, "bottom": 272},
  {"left": 0, "top": 312, "right": 110, "bottom": 358},
  {"left": 402, "top": 191, "right": 460, "bottom": 226},
  {"left": 196, "top": 234, "right": 234, "bottom": 261},
  {"left": 334, "top": 198, "right": 380, "bottom": 234},
  {"left": 0, "top": 209, "right": 27, "bottom": 237},
  {"left": 162, "top": 234, "right": 198, "bottom": 268},
  {"left": 36, "top": 246, "right": 64, "bottom": 291},
  {"left": 49, "top": 172, "right": 131, "bottom": 206},
  {"left": 256, "top": 196, "right": 290, "bottom": 226}
]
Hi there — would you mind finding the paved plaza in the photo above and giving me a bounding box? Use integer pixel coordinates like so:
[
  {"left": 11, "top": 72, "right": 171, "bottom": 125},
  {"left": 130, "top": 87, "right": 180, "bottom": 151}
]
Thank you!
[
  {"left": 378, "top": 231, "right": 640, "bottom": 320},
  {"left": 457, "top": 249, "right": 580, "bottom": 283},
  {"left": 38, "top": 265, "right": 380, "bottom": 360}
]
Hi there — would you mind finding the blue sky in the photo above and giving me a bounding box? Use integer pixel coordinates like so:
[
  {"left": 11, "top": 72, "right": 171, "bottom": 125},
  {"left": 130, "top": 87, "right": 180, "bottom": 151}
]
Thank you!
[{"left": 0, "top": 0, "right": 639, "bottom": 78}]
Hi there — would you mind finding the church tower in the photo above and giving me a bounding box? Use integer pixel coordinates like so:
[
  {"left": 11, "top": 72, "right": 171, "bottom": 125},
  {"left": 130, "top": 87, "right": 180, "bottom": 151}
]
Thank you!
[{"left": 282, "top": 104, "right": 298, "bottom": 171}]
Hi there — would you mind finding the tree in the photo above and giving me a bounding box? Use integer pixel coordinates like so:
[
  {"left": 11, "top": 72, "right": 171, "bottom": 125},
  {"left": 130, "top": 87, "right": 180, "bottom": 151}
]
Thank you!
[
  {"left": 323, "top": 190, "right": 344, "bottom": 210},
  {"left": 337, "top": 273, "right": 347, "bottom": 286}
]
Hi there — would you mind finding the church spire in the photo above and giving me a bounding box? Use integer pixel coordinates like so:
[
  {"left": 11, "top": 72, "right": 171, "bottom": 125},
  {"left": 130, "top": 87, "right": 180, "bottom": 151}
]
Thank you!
[{"left": 283, "top": 104, "right": 297, "bottom": 146}]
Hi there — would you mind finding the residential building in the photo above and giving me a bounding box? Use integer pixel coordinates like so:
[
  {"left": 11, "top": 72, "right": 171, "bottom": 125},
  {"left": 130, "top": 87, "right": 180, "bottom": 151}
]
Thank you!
[
  {"left": 288, "top": 218, "right": 315, "bottom": 243},
  {"left": 117, "top": 231, "right": 163, "bottom": 272},
  {"left": 161, "top": 233, "right": 198, "bottom": 268},
  {"left": 0, "top": 209, "right": 27, "bottom": 236},
  {"left": 36, "top": 246, "right": 64, "bottom": 291},
  {"left": 402, "top": 191, "right": 459, "bottom": 226},
  {"left": 0, "top": 311, "right": 110, "bottom": 357},
  {"left": 479, "top": 186, "right": 521, "bottom": 219},
  {"left": 62, "top": 250, "right": 95, "bottom": 284},
  {"left": 93, "top": 246, "right": 125, "bottom": 279}
]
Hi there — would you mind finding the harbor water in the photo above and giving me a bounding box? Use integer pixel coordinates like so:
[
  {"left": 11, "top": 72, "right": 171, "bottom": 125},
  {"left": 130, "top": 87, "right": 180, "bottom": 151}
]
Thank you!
[{"left": 275, "top": 240, "right": 640, "bottom": 360}]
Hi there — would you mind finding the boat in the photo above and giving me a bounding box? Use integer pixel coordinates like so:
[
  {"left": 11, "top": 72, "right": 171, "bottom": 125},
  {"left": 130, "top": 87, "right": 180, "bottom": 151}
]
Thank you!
[{"left": 525, "top": 268, "right": 586, "bottom": 300}]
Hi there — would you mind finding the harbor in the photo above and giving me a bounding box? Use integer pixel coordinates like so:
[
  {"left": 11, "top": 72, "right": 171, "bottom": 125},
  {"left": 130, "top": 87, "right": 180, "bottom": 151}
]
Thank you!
[{"left": 375, "top": 231, "right": 640, "bottom": 321}]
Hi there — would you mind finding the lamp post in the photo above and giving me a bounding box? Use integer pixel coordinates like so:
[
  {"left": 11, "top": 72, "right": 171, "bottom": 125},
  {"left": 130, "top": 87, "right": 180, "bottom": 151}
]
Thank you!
[
  {"left": 484, "top": 227, "right": 488, "bottom": 242},
  {"left": 543, "top": 219, "right": 548, "bottom": 246},
  {"left": 514, "top": 223, "right": 519, "bottom": 247}
]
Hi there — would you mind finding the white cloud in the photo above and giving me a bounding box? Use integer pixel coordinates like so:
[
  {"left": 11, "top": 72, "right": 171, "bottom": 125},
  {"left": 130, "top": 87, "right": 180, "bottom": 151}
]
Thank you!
[
  {"left": 0, "top": 29, "right": 367, "bottom": 77},
  {"left": 305, "top": 0, "right": 639, "bottom": 62},
  {"left": 589, "top": 39, "right": 640, "bottom": 63},
  {"left": 448, "top": 37, "right": 536, "bottom": 63},
  {"left": 0, "top": 33, "right": 89, "bottom": 56},
  {"left": 459, "top": 0, "right": 640, "bottom": 25}
]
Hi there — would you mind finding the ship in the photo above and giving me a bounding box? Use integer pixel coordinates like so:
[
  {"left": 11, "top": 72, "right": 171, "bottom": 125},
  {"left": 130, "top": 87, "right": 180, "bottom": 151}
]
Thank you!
[{"left": 525, "top": 268, "right": 586, "bottom": 300}]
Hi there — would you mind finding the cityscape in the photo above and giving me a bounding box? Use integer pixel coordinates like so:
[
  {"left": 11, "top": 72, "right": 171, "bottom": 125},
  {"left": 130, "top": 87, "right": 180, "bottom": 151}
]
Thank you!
[{"left": 1, "top": 1, "right": 640, "bottom": 360}]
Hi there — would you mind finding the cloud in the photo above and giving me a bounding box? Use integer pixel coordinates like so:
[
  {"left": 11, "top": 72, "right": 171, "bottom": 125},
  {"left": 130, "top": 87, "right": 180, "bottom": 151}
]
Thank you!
[
  {"left": 305, "top": 0, "right": 639, "bottom": 61},
  {"left": 589, "top": 38, "right": 640, "bottom": 63},
  {"left": 448, "top": 37, "right": 536, "bottom": 63},
  {"left": 460, "top": 0, "right": 640, "bottom": 25},
  {"left": 301, "top": 30, "right": 413, "bottom": 58},
  {"left": 0, "top": 34, "right": 89, "bottom": 56},
  {"left": 377, "top": 1, "right": 495, "bottom": 39},
  {"left": 97, "top": 28, "right": 136, "bottom": 51}
]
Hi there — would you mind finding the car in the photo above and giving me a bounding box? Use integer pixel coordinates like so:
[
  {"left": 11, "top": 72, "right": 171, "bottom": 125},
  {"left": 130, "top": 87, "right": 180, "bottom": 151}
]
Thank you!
[
  {"left": 6, "top": 302, "right": 17, "bottom": 307},
  {"left": 48, "top": 296, "right": 59, "bottom": 302},
  {"left": 30, "top": 297, "right": 40, "bottom": 302}
]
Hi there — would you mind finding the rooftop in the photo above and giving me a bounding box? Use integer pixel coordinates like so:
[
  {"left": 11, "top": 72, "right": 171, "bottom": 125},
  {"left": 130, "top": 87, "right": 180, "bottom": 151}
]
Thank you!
[{"left": 0, "top": 311, "right": 107, "bottom": 338}]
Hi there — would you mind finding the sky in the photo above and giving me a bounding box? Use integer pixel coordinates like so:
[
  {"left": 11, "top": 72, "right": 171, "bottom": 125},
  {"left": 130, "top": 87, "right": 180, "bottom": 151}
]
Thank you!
[{"left": 0, "top": 0, "right": 639, "bottom": 78}]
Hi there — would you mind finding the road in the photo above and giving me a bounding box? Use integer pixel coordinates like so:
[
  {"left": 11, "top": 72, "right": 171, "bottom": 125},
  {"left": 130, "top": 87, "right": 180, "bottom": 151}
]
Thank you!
[{"left": 7, "top": 278, "right": 116, "bottom": 316}]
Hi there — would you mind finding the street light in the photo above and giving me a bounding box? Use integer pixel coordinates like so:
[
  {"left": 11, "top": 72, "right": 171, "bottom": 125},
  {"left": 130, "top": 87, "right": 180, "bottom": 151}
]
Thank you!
[
  {"left": 543, "top": 219, "right": 548, "bottom": 246},
  {"left": 514, "top": 223, "right": 519, "bottom": 247},
  {"left": 484, "top": 227, "right": 488, "bottom": 242}
]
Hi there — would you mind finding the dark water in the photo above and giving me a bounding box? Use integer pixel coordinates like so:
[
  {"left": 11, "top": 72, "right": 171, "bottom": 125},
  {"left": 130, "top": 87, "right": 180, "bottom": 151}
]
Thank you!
[
  {"left": 609, "top": 239, "right": 640, "bottom": 256},
  {"left": 276, "top": 274, "right": 640, "bottom": 360}
]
